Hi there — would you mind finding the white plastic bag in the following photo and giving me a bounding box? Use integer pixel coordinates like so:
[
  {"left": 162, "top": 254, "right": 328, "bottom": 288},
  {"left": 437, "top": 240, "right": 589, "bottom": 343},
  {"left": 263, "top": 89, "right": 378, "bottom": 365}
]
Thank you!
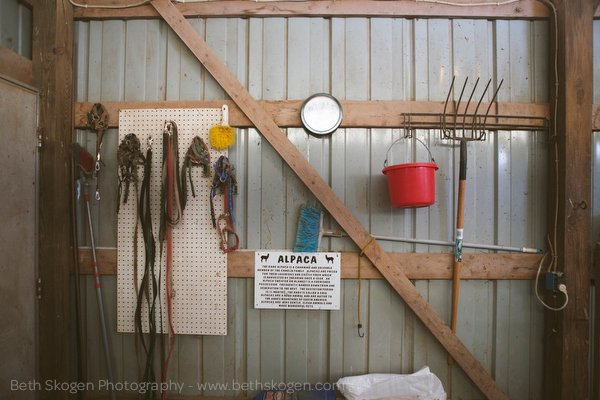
[{"left": 336, "top": 366, "right": 446, "bottom": 400}]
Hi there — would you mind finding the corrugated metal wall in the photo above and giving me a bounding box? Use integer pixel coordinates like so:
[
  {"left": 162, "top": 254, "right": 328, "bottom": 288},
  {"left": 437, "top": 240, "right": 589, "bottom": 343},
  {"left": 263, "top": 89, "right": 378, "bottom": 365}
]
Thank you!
[
  {"left": 70, "top": 16, "right": 582, "bottom": 400},
  {"left": 0, "top": 0, "right": 31, "bottom": 59}
]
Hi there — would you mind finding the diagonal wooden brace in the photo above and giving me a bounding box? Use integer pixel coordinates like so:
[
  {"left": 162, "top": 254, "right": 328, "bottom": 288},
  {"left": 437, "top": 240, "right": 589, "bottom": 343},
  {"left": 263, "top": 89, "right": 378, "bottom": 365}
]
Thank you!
[{"left": 150, "top": 1, "right": 509, "bottom": 398}]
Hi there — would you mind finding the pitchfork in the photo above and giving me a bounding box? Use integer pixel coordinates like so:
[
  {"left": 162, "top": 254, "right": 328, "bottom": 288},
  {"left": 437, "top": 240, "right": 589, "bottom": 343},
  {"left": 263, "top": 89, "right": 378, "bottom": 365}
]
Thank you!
[{"left": 441, "top": 76, "right": 503, "bottom": 365}]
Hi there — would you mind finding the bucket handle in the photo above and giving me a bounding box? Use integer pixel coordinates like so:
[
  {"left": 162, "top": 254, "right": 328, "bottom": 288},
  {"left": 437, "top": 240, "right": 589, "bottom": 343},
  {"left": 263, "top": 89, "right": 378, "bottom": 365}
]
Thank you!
[{"left": 384, "top": 136, "right": 436, "bottom": 168}]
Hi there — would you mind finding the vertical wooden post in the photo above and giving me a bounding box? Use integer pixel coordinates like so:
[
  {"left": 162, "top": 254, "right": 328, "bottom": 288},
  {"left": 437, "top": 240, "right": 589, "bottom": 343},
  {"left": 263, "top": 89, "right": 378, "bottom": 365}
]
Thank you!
[
  {"left": 544, "top": 1, "right": 593, "bottom": 399},
  {"left": 32, "top": 0, "right": 74, "bottom": 398}
]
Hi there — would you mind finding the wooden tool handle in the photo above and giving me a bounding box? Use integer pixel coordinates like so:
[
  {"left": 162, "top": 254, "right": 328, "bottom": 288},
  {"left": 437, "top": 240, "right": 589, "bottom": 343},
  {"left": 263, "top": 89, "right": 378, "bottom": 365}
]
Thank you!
[
  {"left": 449, "top": 142, "right": 467, "bottom": 365},
  {"left": 448, "top": 179, "right": 466, "bottom": 365},
  {"left": 448, "top": 259, "right": 462, "bottom": 365}
]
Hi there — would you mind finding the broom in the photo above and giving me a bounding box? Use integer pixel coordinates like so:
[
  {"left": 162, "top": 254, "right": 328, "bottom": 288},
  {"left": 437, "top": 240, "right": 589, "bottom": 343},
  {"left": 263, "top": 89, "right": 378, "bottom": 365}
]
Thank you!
[
  {"left": 209, "top": 104, "right": 235, "bottom": 149},
  {"left": 293, "top": 204, "right": 325, "bottom": 252}
]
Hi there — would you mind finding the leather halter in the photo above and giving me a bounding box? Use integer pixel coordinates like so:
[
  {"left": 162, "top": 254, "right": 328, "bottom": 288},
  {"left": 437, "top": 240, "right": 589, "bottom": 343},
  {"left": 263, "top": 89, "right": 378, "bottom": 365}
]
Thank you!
[{"left": 210, "top": 156, "right": 239, "bottom": 253}]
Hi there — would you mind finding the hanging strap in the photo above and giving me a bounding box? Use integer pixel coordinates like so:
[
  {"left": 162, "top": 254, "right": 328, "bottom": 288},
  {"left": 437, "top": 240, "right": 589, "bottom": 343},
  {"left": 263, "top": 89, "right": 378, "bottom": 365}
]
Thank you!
[
  {"left": 161, "top": 121, "right": 179, "bottom": 400},
  {"left": 117, "top": 133, "right": 145, "bottom": 382},
  {"left": 161, "top": 121, "right": 184, "bottom": 229},
  {"left": 357, "top": 237, "right": 376, "bottom": 338},
  {"left": 135, "top": 137, "right": 158, "bottom": 397}
]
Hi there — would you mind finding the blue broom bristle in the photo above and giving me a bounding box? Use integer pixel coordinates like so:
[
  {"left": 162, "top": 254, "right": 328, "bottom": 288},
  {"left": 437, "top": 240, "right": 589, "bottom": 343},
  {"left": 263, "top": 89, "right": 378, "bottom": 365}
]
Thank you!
[{"left": 294, "top": 204, "right": 322, "bottom": 252}]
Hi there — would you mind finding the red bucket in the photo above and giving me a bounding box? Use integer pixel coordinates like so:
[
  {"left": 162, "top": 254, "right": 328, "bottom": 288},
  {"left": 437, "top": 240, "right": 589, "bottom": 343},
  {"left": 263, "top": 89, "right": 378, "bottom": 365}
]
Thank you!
[
  {"left": 383, "top": 162, "right": 439, "bottom": 208},
  {"left": 382, "top": 137, "right": 438, "bottom": 209}
]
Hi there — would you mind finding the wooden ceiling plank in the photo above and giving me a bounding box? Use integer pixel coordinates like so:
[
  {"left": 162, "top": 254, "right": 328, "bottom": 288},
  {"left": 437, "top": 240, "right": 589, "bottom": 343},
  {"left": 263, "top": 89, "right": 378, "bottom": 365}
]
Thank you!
[{"left": 149, "top": 1, "right": 509, "bottom": 398}]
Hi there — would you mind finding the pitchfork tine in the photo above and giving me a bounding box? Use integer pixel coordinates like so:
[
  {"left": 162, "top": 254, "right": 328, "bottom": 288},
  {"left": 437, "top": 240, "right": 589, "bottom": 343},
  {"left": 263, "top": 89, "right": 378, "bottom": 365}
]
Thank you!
[
  {"left": 454, "top": 77, "right": 469, "bottom": 136},
  {"left": 471, "top": 79, "right": 492, "bottom": 134},
  {"left": 443, "top": 76, "right": 456, "bottom": 117},
  {"left": 462, "top": 77, "right": 480, "bottom": 135},
  {"left": 442, "top": 76, "right": 456, "bottom": 138},
  {"left": 481, "top": 79, "right": 504, "bottom": 134}
]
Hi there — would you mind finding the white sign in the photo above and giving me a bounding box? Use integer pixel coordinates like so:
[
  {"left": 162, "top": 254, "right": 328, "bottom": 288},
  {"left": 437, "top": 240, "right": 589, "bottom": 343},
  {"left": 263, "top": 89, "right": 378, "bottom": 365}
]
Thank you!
[{"left": 254, "top": 252, "right": 341, "bottom": 310}]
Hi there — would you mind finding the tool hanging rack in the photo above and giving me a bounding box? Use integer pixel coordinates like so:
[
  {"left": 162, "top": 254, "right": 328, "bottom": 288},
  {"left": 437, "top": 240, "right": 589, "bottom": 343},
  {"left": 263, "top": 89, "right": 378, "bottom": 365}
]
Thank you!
[{"left": 400, "top": 76, "right": 550, "bottom": 138}]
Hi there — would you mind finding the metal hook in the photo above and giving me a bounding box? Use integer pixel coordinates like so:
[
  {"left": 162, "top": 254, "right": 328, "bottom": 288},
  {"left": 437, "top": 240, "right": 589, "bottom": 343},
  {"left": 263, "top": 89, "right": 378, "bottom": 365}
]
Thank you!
[
  {"left": 357, "top": 323, "right": 364, "bottom": 338},
  {"left": 569, "top": 198, "right": 588, "bottom": 210}
]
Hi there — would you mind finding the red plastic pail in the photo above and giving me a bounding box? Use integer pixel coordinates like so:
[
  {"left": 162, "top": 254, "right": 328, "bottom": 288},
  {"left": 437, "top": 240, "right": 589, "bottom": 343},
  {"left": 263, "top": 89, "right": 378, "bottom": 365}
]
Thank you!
[{"left": 382, "top": 162, "right": 438, "bottom": 208}]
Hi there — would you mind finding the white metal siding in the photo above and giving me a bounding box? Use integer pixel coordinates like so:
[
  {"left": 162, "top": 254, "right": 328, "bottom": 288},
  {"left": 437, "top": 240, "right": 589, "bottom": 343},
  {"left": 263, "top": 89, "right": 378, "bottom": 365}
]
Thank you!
[{"left": 72, "top": 17, "right": 561, "bottom": 400}]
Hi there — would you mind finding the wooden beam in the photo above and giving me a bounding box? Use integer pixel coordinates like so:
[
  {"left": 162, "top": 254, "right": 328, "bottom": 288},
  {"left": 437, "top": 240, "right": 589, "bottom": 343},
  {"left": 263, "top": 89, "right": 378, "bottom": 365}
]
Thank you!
[
  {"left": 544, "top": 0, "right": 593, "bottom": 399},
  {"left": 74, "top": 99, "right": 551, "bottom": 130},
  {"left": 78, "top": 248, "right": 117, "bottom": 275},
  {"left": 32, "top": 0, "right": 74, "bottom": 399},
  {"left": 73, "top": 0, "right": 549, "bottom": 20},
  {"left": 77, "top": 248, "right": 543, "bottom": 280},
  {"left": 150, "top": 1, "right": 509, "bottom": 398},
  {"left": 0, "top": 46, "right": 33, "bottom": 86}
]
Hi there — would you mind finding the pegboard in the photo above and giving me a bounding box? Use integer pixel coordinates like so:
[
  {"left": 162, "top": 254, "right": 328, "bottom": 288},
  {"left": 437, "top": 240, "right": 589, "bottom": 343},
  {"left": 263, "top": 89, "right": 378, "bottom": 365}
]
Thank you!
[{"left": 117, "top": 109, "right": 229, "bottom": 336}]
